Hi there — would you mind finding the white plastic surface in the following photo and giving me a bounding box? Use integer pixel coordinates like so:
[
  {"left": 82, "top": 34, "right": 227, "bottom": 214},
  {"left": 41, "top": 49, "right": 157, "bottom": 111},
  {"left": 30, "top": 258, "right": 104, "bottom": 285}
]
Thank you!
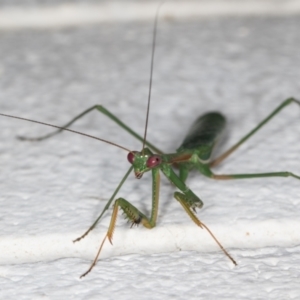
[{"left": 1, "top": 2, "right": 300, "bottom": 299}]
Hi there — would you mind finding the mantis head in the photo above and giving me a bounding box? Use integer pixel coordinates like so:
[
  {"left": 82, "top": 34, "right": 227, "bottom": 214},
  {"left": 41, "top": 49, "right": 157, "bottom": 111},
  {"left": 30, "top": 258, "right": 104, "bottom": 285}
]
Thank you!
[{"left": 127, "top": 148, "right": 163, "bottom": 179}]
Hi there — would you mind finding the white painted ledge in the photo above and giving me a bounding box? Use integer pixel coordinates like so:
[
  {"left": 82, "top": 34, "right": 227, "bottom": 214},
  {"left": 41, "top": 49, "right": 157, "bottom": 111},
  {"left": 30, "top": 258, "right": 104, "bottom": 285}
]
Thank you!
[
  {"left": 1, "top": 220, "right": 300, "bottom": 265},
  {"left": 1, "top": 1, "right": 300, "bottom": 30}
]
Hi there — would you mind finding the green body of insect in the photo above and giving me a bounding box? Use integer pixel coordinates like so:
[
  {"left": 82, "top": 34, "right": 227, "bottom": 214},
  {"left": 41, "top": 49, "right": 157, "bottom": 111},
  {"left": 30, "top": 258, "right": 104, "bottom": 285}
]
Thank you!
[
  {"left": 125, "top": 112, "right": 227, "bottom": 230},
  {"left": 1, "top": 4, "right": 300, "bottom": 279},
  {"left": 100, "top": 97, "right": 300, "bottom": 241},
  {"left": 4, "top": 97, "right": 298, "bottom": 277}
]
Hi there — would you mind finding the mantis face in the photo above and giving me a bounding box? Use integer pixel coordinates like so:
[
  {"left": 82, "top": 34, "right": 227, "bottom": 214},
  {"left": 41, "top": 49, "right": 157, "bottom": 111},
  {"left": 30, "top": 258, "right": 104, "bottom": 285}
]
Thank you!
[{"left": 127, "top": 148, "right": 163, "bottom": 179}]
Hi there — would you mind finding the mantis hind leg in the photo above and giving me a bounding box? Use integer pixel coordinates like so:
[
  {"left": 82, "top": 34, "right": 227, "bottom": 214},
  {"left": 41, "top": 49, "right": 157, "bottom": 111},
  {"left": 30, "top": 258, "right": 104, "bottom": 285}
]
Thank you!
[
  {"left": 194, "top": 161, "right": 300, "bottom": 181},
  {"left": 18, "top": 104, "right": 162, "bottom": 154},
  {"left": 210, "top": 97, "right": 300, "bottom": 167},
  {"left": 211, "top": 171, "right": 300, "bottom": 180}
]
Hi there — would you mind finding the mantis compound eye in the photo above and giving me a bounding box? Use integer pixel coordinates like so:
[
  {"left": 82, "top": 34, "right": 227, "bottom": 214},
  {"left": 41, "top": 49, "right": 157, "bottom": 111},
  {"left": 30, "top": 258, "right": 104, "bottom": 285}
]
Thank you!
[
  {"left": 146, "top": 155, "right": 162, "bottom": 168},
  {"left": 127, "top": 151, "right": 138, "bottom": 164}
]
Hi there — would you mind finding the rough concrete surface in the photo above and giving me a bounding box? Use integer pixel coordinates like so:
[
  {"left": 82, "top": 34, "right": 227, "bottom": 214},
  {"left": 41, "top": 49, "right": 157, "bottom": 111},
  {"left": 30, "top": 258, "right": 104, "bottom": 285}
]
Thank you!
[{"left": 0, "top": 1, "right": 300, "bottom": 299}]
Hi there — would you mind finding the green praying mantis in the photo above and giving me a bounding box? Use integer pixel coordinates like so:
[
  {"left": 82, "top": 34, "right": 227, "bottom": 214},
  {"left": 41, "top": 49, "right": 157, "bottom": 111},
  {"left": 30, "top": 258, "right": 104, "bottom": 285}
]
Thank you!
[{"left": 1, "top": 6, "right": 300, "bottom": 278}]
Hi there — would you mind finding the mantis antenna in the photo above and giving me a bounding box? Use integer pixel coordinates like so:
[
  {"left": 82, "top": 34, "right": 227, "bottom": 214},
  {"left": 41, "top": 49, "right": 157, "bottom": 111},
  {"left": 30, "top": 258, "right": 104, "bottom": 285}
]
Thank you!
[
  {"left": 0, "top": 113, "right": 131, "bottom": 153},
  {"left": 142, "top": 2, "right": 165, "bottom": 153}
]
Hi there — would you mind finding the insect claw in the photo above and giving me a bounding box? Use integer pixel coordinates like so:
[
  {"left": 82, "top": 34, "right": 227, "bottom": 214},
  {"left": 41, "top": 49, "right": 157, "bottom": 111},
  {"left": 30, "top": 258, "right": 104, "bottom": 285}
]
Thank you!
[
  {"left": 80, "top": 271, "right": 89, "bottom": 279},
  {"left": 73, "top": 235, "right": 85, "bottom": 243},
  {"left": 73, "top": 227, "right": 93, "bottom": 243}
]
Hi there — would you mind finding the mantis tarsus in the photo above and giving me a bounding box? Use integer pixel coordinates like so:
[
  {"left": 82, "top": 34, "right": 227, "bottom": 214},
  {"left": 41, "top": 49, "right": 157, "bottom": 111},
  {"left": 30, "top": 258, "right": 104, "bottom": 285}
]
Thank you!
[{"left": 1, "top": 6, "right": 300, "bottom": 278}]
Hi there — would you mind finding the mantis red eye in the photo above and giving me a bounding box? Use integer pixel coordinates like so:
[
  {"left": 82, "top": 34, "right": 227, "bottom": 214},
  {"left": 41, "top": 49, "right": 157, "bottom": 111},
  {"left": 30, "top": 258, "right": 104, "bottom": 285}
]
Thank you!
[
  {"left": 146, "top": 155, "right": 162, "bottom": 168},
  {"left": 127, "top": 151, "right": 138, "bottom": 164}
]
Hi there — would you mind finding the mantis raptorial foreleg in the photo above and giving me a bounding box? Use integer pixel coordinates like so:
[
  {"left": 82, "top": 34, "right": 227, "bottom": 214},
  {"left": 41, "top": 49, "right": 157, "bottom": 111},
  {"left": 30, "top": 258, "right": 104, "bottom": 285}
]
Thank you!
[
  {"left": 174, "top": 191, "right": 237, "bottom": 266},
  {"left": 80, "top": 167, "right": 160, "bottom": 277}
]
